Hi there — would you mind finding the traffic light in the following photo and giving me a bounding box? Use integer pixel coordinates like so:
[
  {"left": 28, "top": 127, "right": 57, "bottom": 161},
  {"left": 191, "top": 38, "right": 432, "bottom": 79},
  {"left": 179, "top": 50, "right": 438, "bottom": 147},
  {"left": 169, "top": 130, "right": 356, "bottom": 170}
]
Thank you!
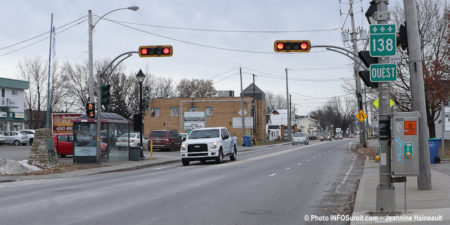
[
  {"left": 397, "top": 24, "right": 408, "bottom": 50},
  {"left": 358, "top": 51, "right": 378, "bottom": 67},
  {"left": 274, "top": 40, "right": 311, "bottom": 52},
  {"left": 359, "top": 70, "right": 378, "bottom": 88},
  {"left": 139, "top": 45, "right": 173, "bottom": 57},
  {"left": 86, "top": 103, "right": 95, "bottom": 118},
  {"left": 101, "top": 84, "right": 111, "bottom": 105}
]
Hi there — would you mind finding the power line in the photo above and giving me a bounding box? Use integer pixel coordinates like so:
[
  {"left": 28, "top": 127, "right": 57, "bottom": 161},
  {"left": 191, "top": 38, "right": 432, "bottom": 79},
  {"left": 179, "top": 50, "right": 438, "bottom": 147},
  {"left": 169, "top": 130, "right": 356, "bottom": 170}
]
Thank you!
[
  {"left": 0, "top": 15, "right": 87, "bottom": 52},
  {"left": 110, "top": 19, "right": 340, "bottom": 33}
]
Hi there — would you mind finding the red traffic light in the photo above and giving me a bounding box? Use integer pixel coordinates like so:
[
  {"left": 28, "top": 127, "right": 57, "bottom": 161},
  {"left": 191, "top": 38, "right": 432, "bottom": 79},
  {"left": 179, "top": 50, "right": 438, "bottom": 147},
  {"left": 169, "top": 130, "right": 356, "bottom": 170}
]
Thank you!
[
  {"left": 274, "top": 40, "right": 311, "bottom": 52},
  {"left": 139, "top": 45, "right": 173, "bottom": 57},
  {"left": 86, "top": 103, "right": 95, "bottom": 118}
]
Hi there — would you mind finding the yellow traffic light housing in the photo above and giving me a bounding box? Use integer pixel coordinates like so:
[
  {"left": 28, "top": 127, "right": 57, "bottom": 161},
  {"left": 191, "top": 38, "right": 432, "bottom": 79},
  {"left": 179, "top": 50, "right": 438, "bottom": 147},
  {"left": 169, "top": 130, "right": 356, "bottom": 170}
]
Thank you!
[
  {"left": 274, "top": 40, "right": 311, "bottom": 52},
  {"left": 139, "top": 45, "right": 173, "bottom": 57}
]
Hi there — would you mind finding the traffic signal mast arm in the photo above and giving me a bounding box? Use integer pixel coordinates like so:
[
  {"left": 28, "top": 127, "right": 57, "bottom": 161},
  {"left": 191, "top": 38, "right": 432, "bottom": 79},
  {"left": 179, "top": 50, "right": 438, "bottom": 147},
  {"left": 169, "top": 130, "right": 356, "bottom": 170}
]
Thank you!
[{"left": 311, "top": 45, "right": 368, "bottom": 70}]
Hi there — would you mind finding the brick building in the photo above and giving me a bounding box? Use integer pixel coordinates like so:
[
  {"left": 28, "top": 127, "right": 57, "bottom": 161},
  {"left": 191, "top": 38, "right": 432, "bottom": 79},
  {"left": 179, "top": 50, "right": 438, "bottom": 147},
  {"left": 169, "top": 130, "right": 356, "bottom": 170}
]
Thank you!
[{"left": 143, "top": 85, "right": 266, "bottom": 142}]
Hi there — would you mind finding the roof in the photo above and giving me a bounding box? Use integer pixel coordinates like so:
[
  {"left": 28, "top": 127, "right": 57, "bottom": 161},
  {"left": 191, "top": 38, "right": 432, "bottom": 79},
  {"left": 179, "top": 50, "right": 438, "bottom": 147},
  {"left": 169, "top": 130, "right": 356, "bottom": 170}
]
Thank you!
[
  {"left": 72, "top": 112, "right": 129, "bottom": 124},
  {"left": 0, "top": 77, "right": 29, "bottom": 90},
  {"left": 242, "top": 83, "right": 265, "bottom": 100}
]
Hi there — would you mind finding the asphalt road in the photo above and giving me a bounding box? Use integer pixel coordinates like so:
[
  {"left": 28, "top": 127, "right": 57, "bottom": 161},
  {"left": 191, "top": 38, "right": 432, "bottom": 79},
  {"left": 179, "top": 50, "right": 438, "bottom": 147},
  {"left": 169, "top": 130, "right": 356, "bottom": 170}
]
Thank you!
[{"left": 0, "top": 138, "right": 359, "bottom": 225}]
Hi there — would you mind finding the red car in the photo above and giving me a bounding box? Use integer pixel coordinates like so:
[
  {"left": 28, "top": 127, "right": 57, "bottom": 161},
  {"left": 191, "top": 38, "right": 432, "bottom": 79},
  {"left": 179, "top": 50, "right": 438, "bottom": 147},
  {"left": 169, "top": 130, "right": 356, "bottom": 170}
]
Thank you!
[
  {"left": 53, "top": 134, "right": 107, "bottom": 157},
  {"left": 149, "top": 130, "right": 182, "bottom": 151}
]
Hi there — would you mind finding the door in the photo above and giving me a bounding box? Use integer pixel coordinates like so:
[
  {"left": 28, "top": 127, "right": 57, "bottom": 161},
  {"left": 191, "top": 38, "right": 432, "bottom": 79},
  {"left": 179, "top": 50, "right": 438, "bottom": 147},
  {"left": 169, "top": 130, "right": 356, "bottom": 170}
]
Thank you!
[{"left": 221, "top": 129, "right": 231, "bottom": 154}]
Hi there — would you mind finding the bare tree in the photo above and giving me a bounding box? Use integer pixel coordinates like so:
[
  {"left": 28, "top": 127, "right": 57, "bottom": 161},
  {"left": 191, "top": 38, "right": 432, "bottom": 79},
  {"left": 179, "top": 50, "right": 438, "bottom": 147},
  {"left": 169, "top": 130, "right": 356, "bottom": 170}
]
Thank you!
[{"left": 176, "top": 78, "right": 216, "bottom": 98}]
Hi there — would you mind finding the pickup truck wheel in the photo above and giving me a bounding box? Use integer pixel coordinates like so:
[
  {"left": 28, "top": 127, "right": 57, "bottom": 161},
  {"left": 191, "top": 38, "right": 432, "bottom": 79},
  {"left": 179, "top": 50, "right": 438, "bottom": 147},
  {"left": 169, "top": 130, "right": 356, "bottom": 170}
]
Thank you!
[
  {"left": 215, "top": 150, "right": 223, "bottom": 164},
  {"left": 230, "top": 148, "right": 237, "bottom": 161},
  {"left": 182, "top": 159, "right": 189, "bottom": 166}
]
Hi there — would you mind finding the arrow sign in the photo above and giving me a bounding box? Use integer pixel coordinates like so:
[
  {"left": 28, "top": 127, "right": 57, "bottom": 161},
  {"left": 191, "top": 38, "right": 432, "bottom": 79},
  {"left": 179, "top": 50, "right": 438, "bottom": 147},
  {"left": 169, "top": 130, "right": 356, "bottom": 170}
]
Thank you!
[
  {"left": 356, "top": 110, "right": 368, "bottom": 122},
  {"left": 373, "top": 98, "right": 395, "bottom": 109}
]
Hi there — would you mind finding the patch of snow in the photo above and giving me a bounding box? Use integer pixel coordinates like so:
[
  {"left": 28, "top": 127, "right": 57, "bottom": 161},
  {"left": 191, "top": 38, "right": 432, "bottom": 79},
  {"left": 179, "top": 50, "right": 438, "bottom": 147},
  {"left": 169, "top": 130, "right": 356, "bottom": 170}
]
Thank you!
[
  {"left": 0, "top": 158, "right": 41, "bottom": 175},
  {"left": 18, "top": 160, "right": 41, "bottom": 172}
]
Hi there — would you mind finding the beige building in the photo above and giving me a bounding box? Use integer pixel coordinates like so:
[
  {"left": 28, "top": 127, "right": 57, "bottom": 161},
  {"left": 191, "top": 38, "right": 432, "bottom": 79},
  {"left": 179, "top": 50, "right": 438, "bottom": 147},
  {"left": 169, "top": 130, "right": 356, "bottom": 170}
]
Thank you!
[{"left": 143, "top": 95, "right": 266, "bottom": 142}]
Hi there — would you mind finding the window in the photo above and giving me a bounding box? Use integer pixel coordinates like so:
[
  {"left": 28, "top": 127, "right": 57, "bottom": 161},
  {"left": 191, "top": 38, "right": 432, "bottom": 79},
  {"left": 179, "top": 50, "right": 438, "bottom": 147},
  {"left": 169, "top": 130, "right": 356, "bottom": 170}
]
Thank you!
[
  {"left": 12, "top": 89, "right": 18, "bottom": 95},
  {"left": 170, "top": 107, "right": 178, "bottom": 117},
  {"left": 188, "top": 107, "right": 198, "bottom": 112},
  {"left": 206, "top": 107, "right": 214, "bottom": 117},
  {"left": 151, "top": 108, "right": 160, "bottom": 117}
]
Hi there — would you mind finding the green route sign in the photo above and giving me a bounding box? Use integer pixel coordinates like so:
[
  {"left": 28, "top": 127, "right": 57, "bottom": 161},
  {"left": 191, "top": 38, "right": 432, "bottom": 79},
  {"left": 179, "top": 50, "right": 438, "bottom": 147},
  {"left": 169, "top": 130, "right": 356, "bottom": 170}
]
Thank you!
[
  {"left": 369, "top": 24, "right": 396, "bottom": 57},
  {"left": 370, "top": 64, "right": 397, "bottom": 82}
]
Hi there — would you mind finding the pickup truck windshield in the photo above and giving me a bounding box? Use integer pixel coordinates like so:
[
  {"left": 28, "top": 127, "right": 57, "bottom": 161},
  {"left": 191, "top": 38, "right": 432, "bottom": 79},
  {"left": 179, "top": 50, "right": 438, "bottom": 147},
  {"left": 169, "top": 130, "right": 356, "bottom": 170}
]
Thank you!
[{"left": 189, "top": 129, "right": 220, "bottom": 139}]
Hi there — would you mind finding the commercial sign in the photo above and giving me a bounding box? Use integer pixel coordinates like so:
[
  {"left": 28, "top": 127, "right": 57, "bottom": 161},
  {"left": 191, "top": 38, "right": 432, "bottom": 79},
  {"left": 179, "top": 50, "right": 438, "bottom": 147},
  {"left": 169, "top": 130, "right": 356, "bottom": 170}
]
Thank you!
[
  {"left": 369, "top": 24, "right": 396, "bottom": 57},
  {"left": 232, "top": 117, "right": 253, "bottom": 128},
  {"left": 52, "top": 113, "right": 82, "bottom": 134},
  {"left": 184, "top": 111, "right": 206, "bottom": 130}
]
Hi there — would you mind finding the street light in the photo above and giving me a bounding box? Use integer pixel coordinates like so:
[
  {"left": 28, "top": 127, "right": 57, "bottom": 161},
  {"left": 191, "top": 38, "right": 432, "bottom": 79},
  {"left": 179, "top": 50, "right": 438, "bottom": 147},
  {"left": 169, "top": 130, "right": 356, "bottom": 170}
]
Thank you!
[
  {"left": 88, "top": 6, "right": 139, "bottom": 102},
  {"left": 136, "top": 69, "right": 145, "bottom": 158}
]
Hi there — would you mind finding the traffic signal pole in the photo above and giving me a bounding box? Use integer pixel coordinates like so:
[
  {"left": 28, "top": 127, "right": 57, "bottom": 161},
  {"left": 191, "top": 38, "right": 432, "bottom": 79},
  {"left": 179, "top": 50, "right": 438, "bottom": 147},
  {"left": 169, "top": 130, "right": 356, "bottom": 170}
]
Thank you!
[{"left": 375, "top": 0, "right": 396, "bottom": 214}]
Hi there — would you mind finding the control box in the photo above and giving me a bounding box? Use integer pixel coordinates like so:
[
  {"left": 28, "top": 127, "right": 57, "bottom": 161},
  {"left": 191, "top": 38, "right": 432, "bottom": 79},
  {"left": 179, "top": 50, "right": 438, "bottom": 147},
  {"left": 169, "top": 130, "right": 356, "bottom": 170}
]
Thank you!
[{"left": 391, "top": 111, "right": 420, "bottom": 176}]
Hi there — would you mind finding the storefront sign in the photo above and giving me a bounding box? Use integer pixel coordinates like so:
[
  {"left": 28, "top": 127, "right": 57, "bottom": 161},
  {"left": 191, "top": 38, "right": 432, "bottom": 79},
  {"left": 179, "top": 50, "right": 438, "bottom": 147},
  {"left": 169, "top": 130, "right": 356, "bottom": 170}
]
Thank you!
[{"left": 52, "top": 113, "right": 82, "bottom": 134}]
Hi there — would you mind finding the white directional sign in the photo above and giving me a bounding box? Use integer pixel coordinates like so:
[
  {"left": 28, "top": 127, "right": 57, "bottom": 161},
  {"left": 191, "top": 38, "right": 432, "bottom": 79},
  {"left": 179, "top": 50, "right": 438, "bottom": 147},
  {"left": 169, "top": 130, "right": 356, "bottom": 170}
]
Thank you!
[{"left": 370, "top": 64, "right": 397, "bottom": 82}]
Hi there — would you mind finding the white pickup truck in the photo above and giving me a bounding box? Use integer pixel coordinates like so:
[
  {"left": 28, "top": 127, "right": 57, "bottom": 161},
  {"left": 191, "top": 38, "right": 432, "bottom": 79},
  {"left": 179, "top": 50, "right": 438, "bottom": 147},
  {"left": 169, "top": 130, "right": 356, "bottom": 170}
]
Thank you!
[{"left": 180, "top": 127, "right": 238, "bottom": 166}]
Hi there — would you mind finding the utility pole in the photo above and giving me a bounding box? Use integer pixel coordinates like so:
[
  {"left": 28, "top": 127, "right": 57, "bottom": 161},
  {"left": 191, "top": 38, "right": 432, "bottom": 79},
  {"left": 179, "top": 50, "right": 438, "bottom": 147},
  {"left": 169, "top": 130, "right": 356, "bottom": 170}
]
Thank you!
[
  {"left": 88, "top": 10, "right": 94, "bottom": 102},
  {"left": 290, "top": 94, "right": 293, "bottom": 133},
  {"left": 240, "top": 67, "right": 246, "bottom": 141},
  {"left": 404, "top": 0, "right": 432, "bottom": 190},
  {"left": 442, "top": 103, "right": 446, "bottom": 155},
  {"left": 285, "top": 68, "right": 291, "bottom": 142},
  {"left": 375, "top": 0, "right": 396, "bottom": 214},
  {"left": 45, "top": 13, "right": 54, "bottom": 129},
  {"left": 349, "top": 0, "right": 367, "bottom": 147},
  {"left": 252, "top": 74, "right": 256, "bottom": 144}
]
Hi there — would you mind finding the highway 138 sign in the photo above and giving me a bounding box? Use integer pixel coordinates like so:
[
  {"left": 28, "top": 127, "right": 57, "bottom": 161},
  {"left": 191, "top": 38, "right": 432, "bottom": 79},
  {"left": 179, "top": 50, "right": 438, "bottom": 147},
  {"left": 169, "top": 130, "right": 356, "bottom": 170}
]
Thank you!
[{"left": 370, "top": 24, "right": 396, "bottom": 57}]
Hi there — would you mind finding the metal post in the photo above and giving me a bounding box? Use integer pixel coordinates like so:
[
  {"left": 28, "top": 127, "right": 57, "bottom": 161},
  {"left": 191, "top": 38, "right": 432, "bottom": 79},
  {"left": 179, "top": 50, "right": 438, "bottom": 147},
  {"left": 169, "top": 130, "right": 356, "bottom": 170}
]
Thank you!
[
  {"left": 88, "top": 10, "right": 94, "bottom": 102},
  {"left": 404, "top": 0, "right": 432, "bottom": 190},
  {"left": 96, "top": 70, "right": 102, "bottom": 163},
  {"left": 240, "top": 68, "right": 246, "bottom": 140},
  {"left": 45, "top": 13, "right": 54, "bottom": 128},
  {"left": 139, "top": 81, "right": 143, "bottom": 158},
  {"left": 442, "top": 103, "right": 446, "bottom": 155},
  {"left": 285, "top": 68, "right": 291, "bottom": 142},
  {"left": 375, "top": 0, "right": 396, "bottom": 214},
  {"left": 252, "top": 74, "right": 256, "bottom": 144},
  {"left": 349, "top": 0, "right": 367, "bottom": 147}
]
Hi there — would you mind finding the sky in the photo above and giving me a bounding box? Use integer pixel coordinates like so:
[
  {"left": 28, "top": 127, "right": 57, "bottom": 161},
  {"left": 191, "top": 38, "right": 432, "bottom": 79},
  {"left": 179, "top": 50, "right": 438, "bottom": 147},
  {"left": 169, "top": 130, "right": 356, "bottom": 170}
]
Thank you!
[{"left": 0, "top": 0, "right": 405, "bottom": 115}]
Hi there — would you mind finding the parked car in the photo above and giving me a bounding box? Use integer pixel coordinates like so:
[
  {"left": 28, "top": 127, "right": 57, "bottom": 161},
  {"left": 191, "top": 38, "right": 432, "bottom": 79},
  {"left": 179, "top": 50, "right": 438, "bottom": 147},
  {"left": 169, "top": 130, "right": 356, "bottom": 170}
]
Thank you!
[
  {"left": 292, "top": 132, "right": 309, "bottom": 145},
  {"left": 349, "top": 133, "right": 355, "bottom": 138},
  {"left": 116, "top": 132, "right": 148, "bottom": 149},
  {"left": 319, "top": 131, "right": 332, "bottom": 141},
  {"left": 0, "top": 132, "right": 4, "bottom": 144},
  {"left": 335, "top": 133, "right": 343, "bottom": 139},
  {"left": 149, "top": 130, "right": 182, "bottom": 151},
  {"left": 3, "top": 131, "right": 29, "bottom": 145},
  {"left": 54, "top": 133, "right": 107, "bottom": 157},
  {"left": 20, "top": 129, "right": 35, "bottom": 145}
]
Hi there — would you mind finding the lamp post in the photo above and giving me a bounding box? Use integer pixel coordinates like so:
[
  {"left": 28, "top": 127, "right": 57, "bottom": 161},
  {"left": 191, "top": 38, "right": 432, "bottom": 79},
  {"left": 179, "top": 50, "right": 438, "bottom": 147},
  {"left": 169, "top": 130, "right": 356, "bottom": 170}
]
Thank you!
[
  {"left": 136, "top": 69, "right": 145, "bottom": 158},
  {"left": 88, "top": 6, "right": 139, "bottom": 102}
]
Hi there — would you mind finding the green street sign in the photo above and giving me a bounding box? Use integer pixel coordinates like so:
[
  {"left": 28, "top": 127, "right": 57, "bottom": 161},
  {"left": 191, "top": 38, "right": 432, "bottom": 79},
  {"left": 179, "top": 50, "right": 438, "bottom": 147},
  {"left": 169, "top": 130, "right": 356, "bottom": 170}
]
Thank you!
[
  {"left": 370, "top": 64, "right": 397, "bottom": 82},
  {"left": 370, "top": 24, "right": 396, "bottom": 57}
]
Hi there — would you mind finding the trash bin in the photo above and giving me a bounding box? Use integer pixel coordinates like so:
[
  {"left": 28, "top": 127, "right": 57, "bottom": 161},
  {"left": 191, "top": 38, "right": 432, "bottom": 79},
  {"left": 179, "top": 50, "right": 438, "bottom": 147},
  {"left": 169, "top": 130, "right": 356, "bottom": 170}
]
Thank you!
[
  {"left": 129, "top": 147, "right": 141, "bottom": 161},
  {"left": 429, "top": 138, "right": 441, "bottom": 164},
  {"left": 243, "top": 136, "right": 252, "bottom": 147}
]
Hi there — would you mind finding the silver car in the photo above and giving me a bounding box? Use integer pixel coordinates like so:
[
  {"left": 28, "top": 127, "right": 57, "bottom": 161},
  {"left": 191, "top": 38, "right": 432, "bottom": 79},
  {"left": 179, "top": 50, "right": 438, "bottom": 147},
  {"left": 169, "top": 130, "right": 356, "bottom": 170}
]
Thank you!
[
  {"left": 3, "top": 131, "right": 29, "bottom": 146},
  {"left": 292, "top": 133, "right": 309, "bottom": 145}
]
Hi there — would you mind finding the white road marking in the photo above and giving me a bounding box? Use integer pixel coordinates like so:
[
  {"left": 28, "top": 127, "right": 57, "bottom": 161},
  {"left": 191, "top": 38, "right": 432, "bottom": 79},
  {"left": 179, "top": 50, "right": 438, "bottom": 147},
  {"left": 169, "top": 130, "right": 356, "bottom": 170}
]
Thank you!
[
  {"left": 297, "top": 163, "right": 301, "bottom": 166},
  {"left": 313, "top": 156, "right": 317, "bottom": 159},
  {"left": 335, "top": 155, "right": 356, "bottom": 193},
  {"left": 306, "top": 159, "right": 310, "bottom": 162},
  {"left": 286, "top": 168, "right": 290, "bottom": 170},
  {"left": 270, "top": 173, "right": 277, "bottom": 177}
]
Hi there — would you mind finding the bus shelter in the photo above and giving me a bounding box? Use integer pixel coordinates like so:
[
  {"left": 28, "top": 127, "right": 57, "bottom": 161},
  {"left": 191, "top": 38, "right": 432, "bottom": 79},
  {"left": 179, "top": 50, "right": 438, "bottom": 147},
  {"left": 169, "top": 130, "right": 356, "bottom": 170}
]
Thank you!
[{"left": 72, "top": 113, "right": 131, "bottom": 163}]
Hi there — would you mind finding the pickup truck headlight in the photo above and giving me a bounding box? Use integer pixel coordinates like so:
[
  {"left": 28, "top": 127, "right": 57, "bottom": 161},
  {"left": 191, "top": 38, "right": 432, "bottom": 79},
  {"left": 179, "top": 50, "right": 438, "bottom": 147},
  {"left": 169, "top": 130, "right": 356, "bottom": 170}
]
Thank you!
[
  {"left": 181, "top": 143, "right": 187, "bottom": 151},
  {"left": 210, "top": 142, "right": 218, "bottom": 150}
]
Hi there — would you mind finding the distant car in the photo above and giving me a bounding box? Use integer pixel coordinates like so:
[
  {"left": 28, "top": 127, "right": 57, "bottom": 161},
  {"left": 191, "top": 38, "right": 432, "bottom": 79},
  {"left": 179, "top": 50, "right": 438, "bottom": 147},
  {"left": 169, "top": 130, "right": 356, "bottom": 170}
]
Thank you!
[
  {"left": 3, "top": 131, "right": 29, "bottom": 146},
  {"left": 116, "top": 132, "right": 148, "bottom": 149},
  {"left": 292, "top": 132, "right": 309, "bottom": 145},
  {"left": 20, "top": 129, "right": 35, "bottom": 145},
  {"left": 179, "top": 133, "right": 188, "bottom": 141},
  {"left": 335, "top": 133, "right": 343, "bottom": 139},
  {"left": 319, "top": 132, "right": 332, "bottom": 141},
  {"left": 349, "top": 133, "right": 355, "bottom": 138},
  {"left": 54, "top": 133, "right": 107, "bottom": 157},
  {"left": 149, "top": 130, "right": 182, "bottom": 151},
  {"left": 0, "top": 132, "right": 4, "bottom": 144}
]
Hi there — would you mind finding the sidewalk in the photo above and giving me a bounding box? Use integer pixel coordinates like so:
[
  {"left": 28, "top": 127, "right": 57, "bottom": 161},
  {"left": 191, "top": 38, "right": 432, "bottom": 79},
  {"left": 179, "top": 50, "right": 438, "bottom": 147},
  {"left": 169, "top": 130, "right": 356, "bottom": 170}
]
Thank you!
[
  {"left": 351, "top": 158, "right": 450, "bottom": 224},
  {"left": 1, "top": 142, "right": 288, "bottom": 182}
]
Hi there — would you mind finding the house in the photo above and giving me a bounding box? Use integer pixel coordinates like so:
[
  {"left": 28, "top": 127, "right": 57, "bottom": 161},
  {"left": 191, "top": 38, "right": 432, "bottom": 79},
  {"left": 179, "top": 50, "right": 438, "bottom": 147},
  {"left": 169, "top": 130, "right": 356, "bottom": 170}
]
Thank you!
[
  {"left": 0, "top": 77, "right": 29, "bottom": 131},
  {"left": 295, "top": 115, "right": 320, "bottom": 138},
  {"left": 266, "top": 109, "right": 296, "bottom": 141}
]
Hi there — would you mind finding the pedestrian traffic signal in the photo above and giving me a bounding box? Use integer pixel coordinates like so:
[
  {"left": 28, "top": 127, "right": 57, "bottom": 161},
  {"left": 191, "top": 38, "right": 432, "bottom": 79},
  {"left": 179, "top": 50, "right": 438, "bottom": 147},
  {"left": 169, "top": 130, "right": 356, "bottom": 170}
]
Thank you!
[
  {"left": 274, "top": 40, "right": 311, "bottom": 52},
  {"left": 139, "top": 45, "right": 173, "bottom": 57},
  {"left": 101, "top": 84, "right": 111, "bottom": 105},
  {"left": 86, "top": 103, "right": 95, "bottom": 118}
]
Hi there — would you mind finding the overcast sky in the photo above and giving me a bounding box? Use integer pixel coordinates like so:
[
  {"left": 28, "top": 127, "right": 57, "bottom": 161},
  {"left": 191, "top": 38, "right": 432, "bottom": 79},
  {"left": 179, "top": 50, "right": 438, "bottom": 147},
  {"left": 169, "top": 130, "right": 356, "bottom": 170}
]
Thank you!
[{"left": 0, "top": 0, "right": 405, "bottom": 115}]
